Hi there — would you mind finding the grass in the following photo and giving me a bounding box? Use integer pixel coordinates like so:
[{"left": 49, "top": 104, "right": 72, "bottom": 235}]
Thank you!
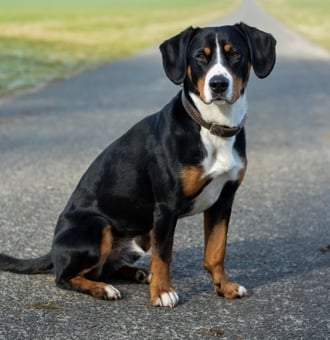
[
  {"left": 258, "top": 0, "right": 330, "bottom": 51},
  {"left": 0, "top": 0, "right": 239, "bottom": 97}
]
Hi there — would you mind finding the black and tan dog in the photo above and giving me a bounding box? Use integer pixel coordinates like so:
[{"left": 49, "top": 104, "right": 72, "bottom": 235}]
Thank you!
[{"left": 0, "top": 23, "right": 276, "bottom": 308}]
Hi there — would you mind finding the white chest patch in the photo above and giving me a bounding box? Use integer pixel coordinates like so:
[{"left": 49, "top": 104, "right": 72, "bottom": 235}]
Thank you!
[{"left": 187, "top": 130, "right": 244, "bottom": 216}]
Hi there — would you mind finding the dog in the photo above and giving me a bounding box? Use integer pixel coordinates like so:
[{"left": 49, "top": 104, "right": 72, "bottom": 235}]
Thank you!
[{"left": 0, "top": 23, "right": 276, "bottom": 308}]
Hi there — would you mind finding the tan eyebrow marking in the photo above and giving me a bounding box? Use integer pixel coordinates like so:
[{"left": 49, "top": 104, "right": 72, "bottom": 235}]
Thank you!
[
  {"left": 203, "top": 47, "right": 211, "bottom": 56},
  {"left": 224, "top": 43, "right": 232, "bottom": 53}
]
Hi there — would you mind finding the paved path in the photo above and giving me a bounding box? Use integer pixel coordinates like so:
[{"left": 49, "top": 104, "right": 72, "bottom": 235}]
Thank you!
[{"left": 0, "top": 0, "right": 329, "bottom": 338}]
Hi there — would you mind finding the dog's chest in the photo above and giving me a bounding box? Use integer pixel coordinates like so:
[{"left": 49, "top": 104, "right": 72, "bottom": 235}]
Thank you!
[{"left": 185, "top": 130, "right": 243, "bottom": 215}]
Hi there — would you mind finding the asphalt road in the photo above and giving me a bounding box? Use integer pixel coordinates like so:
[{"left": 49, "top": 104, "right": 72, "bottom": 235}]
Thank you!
[{"left": 0, "top": 0, "right": 329, "bottom": 339}]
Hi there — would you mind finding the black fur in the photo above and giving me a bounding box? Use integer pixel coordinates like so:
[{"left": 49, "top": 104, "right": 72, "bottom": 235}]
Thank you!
[{"left": 0, "top": 23, "right": 276, "bottom": 305}]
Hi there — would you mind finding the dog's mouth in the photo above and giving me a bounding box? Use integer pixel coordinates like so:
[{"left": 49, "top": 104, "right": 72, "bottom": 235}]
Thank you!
[
  {"left": 211, "top": 96, "right": 227, "bottom": 104},
  {"left": 207, "top": 95, "right": 235, "bottom": 105},
  {"left": 211, "top": 91, "right": 240, "bottom": 105},
  {"left": 200, "top": 94, "right": 226, "bottom": 105},
  {"left": 198, "top": 88, "right": 237, "bottom": 106}
]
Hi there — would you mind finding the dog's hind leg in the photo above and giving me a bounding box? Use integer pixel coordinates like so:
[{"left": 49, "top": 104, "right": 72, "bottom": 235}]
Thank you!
[
  {"left": 116, "top": 232, "right": 151, "bottom": 283},
  {"left": 52, "top": 223, "right": 121, "bottom": 300},
  {"left": 67, "top": 276, "right": 121, "bottom": 300},
  {"left": 101, "top": 232, "right": 152, "bottom": 284},
  {"left": 114, "top": 265, "right": 150, "bottom": 283}
]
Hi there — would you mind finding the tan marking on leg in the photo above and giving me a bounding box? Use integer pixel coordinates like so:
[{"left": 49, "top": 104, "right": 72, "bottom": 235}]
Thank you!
[
  {"left": 149, "top": 234, "right": 177, "bottom": 306},
  {"left": 100, "top": 225, "right": 112, "bottom": 260},
  {"left": 149, "top": 252, "right": 172, "bottom": 304},
  {"left": 181, "top": 165, "right": 210, "bottom": 197},
  {"left": 80, "top": 225, "right": 113, "bottom": 277},
  {"left": 69, "top": 276, "right": 109, "bottom": 299},
  {"left": 66, "top": 226, "right": 119, "bottom": 300},
  {"left": 204, "top": 212, "right": 242, "bottom": 299},
  {"left": 204, "top": 212, "right": 227, "bottom": 285}
]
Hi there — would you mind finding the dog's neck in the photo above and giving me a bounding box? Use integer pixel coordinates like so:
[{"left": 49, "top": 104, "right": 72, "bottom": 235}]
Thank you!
[{"left": 182, "top": 91, "right": 248, "bottom": 138}]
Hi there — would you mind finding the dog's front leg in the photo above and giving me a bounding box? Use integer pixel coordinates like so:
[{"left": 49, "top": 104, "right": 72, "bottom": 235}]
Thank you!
[
  {"left": 203, "top": 182, "right": 247, "bottom": 299},
  {"left": 149, "top": 203, "right": 179, "bottom": 308}
]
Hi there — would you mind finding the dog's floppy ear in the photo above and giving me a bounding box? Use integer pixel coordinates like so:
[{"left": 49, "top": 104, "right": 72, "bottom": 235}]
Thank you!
[
  {"left": 235, "top": 22, "right": 276, "bottom": 79},
  {"left": 159, "top": 26, "right": 197, "bottom": 85}
]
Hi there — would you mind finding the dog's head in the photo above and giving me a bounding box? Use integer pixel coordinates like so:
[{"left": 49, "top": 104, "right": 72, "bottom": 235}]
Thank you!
[{"left": 160, "top": 23, "right": 276, "bottom": 105}]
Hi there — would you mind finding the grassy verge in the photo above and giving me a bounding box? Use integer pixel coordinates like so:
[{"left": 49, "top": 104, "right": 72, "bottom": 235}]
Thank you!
[
  {"left": 258, "top": 0, "right": 330, "bottom": 51},
  {"left": 0, "top": 0, "right": 239, "bottom": 97}
]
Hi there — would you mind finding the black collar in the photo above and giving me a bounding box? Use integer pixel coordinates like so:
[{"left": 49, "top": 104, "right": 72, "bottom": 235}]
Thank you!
[{"left": 181, "top": 92, "right": 247, "bottom": 138}]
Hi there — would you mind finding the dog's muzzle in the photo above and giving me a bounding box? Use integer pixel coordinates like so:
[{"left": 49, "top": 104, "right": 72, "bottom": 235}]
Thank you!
[{"left": 208, "top": 75, "right": 231, "bottom": 102}]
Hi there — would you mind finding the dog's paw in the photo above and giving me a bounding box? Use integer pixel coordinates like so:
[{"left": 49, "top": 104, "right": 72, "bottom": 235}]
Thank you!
[
  {"left": 103, "top": 285, "right": 122, "bottom": 300},
  {"left": 135, "top": 269, "right": 151, "bottom": 284},
  {"left": 216, "top": 281, "right": 247, "bottom": 299},
  {"left": 151, "top": 290, "right": 179, "bottom": 308},
  {"left": 237, "top": 285, "right": 247, "bottom": 297}
]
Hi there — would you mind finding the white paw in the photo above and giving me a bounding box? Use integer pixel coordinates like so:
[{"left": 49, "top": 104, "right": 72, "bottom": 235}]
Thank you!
[
  {"left": 104, "top": 285, "right": 121, "bottom": 300},
  {"left": 154, "top": 291, "right": 179, "bottom": 308},
  {"left": 238, "top": 285, "right": 247, "bottom": 297}
]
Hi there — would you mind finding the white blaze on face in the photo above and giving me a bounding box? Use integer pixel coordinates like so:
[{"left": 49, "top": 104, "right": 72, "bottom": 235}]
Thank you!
[{"left": 203, "top": 35, "right": 234, "bottom": 104}]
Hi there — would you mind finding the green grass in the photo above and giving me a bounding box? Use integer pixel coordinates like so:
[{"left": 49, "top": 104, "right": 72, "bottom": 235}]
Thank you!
[
  {"left": 258, "top": 0, "right": 330, "bottom": 51},
  {"left": 0, "top": 0, "right": 239, "bottom": 97}
]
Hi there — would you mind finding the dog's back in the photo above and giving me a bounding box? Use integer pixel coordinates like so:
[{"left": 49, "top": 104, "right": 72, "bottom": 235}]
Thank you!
[{"left": 0, "top": 23, "right": 276, "bottom": 308}]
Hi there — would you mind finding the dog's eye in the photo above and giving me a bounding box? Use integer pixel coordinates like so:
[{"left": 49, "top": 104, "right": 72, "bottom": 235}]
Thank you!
[
  {"left": 230, "top": 51, "right": 241, "bottom": 61},
  {"left": 195, "top": 52, "right": 208, "bottom": 64}
]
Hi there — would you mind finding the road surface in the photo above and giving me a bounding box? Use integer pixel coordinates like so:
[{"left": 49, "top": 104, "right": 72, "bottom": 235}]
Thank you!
[{"left": 0, "top": 0, "right": 329, "bottom": 338}]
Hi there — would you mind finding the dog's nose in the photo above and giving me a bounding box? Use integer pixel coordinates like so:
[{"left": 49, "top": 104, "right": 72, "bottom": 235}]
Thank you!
[{"left": 209, "top": 75, "right": 229, "bottom": 94}]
